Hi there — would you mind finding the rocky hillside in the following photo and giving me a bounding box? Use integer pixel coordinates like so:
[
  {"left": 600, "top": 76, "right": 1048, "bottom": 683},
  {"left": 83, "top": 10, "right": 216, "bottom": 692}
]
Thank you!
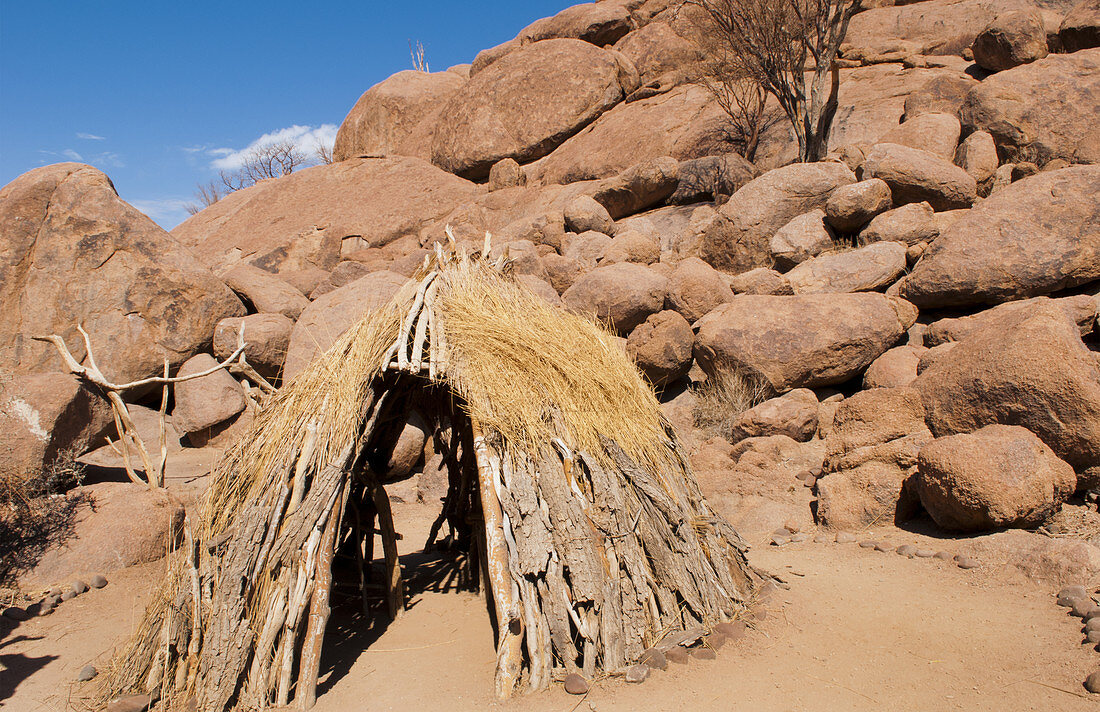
[{"left": 3, "top": 0, "right": 1100, "bottom": 580}]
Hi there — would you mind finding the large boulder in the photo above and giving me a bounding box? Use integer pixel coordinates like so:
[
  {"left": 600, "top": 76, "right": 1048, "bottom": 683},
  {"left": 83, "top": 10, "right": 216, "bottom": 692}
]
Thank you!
[
  {"left": 0, "top": 164, "right": 245, "bottom": 383},
  {"left": 284, "top": 271, "right": 409, "bottom": 380},
  {"left": 700, "top": 163, "right": 856, "bottom": 273},
  {"left": 960, "top": 49, "right": 1100, "bottom": 165},
  {"left": 923, "top": 294, "right": 1098, "bottom": 346},
  {"left": 769, "top": 210, "right": 837, "bottom": 270},
  {"left": 876, "top": 113, "right": 961, "bottom": 161},
  {"left": 858, "top": 201, "right": 939, "bottom": 245},
  {"left": 668, "top": 154, "right": 758, "bottom": 205},
  {"left": 954, "top": 130, "right": 999, "bottom": 184},
  {"left": 222, "top": 264, "right": 309, "bottom": 320},
  {"left": 332, "top": 70, "right": 466, "bottom": 162},
  {"left": 172, "top": 157, "right": 477, "bottom": 274},
  {"left": 612, "top": 20, "right": 704, "bottom": 87},
  {"left": 171, "top": 354, "right": 246, "bottom": 436},
  {"left": 665, "top": 257, "right": 734, "bottom": 324},
  {"left": 862, "top": 143, "right": 977, "bottom": 211},
  {"left": 212, "top": 313, "right": 294, "bottom": 380},
  {"left": 0, "top": 373, "right": 112, "bottom": 482},
  {"left": 625, "top": 310, "right": 694, "bottom": 387},
  {"left": 562, "top": 262, "right": 668, "bottom": 335},
  {"left": 784, "top": 241, "right": 907, "bottom": 294},
  {"left": 518, "top": 2, "right": 635, "bottom": 46},
  {"left": 693, "top": 292, "right": 916, "bottom": 392},
  {"left": 590, "top": 156, "right": 679, "bottom": 219},
  {"left": 825, "top": 179, "right": 893, "bottom": 233},
  {"left": 863, "top": 344, "right": 923, "bottom": 389},
  {"left": 1061, "top": 0, "right": 1100, "bottom": 51},
  {"left": 972, "top": 11, "right": 1049, "bottom": 72},
  {"left": 730, "top": 389, "right": 819, "bottom": 443},
  {"left": 913, "top": 302, "right": 1100, "bottom": 478},
  {"left": 893, "top": 167, "right": 1100, "bottom": 308},
  {"left": 916, "top": 425, "right": 1076, "bottom": 531},
  {"left": 816, "top": 387, "right": 932, "bottom": 529},
  {"left": 430, "top": 39, "right": 628, "bottom": 179}
]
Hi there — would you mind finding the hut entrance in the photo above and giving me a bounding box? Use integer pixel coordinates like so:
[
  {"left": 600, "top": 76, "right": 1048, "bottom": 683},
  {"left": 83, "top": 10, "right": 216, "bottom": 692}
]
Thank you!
[{"left": 101, "top": 242, "right": 767, "bottom": 711}]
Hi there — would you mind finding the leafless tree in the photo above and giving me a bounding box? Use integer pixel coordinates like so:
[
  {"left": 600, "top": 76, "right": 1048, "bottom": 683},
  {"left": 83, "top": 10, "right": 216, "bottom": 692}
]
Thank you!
[
  {"left": 219, "top": 140, "right": 309, "bottom": 192},
  {"left": 315, "top": 142, "right": 335, "bottom": 165},
  {"left": 185, "top": 180, "right": 225, "bottom": 215},
  {"left": 689, "top": 0, "right": 858, "bottom": 162}
]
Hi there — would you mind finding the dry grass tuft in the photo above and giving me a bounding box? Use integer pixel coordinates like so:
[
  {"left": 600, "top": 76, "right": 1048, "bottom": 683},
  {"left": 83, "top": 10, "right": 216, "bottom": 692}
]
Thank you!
[{"left": 692, "top": 368, "right": 773, "bottom": 437}]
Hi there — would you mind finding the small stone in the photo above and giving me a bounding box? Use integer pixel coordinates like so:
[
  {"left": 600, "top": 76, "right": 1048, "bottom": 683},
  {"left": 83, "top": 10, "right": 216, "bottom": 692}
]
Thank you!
[
  {"left": 1086, "top": 670, "right": 1100, "bottom": 694},
  {"left": 757, "top": 581, "right": 780, "bottom": 600},
  {"left": 691, "top": 647, "right": 717, "bottom": 660},
  {"left": 665, "top": 646, "right": 690, "bottom": 664},
  {"left": 874, "top": 542, "right": 895, "bottom": 553},
  {"left": 1085, "top": 608, "right": 1100, "bottom": 622},
  {"left": 934, "top": 551, "right": 953, "bottom": 561},
  {"left": 625, "top": 664, "right": 649, "bottom": 683},
  {"left": 704, "top": 633, "right": 728, "bottom": 650},
  {"left": 563, "top": 673, "right": 588, "bottom": 695},
  {"left": 106, "top": 695, "right": 152, "bottom": 712},
  {"left": 955, "top": 555, "right": 980, "bottom": 570},
  {"left": 1088, "top": 630, "right": 1100, "bottom": 645},
  {"left": 713, "top": 621, "right": 747, "bottom": 640},
  {"left": 790, "top": 533, "right": 810, "bottom": 543},
  {"left": 77, "top": 665, "right": 98, "bottom": 682},
  {"left": 836, "top": 532, "right": 858, "bottom": 544},
  {"left": 896, "top": 544, "right": 916, "bottom": 557},
  {"left": 813, "top": 533, "right": 832, "bottom": 544},
  {"left": 48, "top": 587, "right": 62, "bottom": 597},
  {"left": 2, "top": 607, "right": 30, "bottom": 622},
  {"left": 1061, "top": 585, "right": 1089, "bottom": 600},
  {"left": 61, "top": 588, "right": 77, "bottom": 601},
  {"left": 795, "top": 470, "right": 815, "bottom": 482},
  {"left": 858, "top": 540, "right": 877, "bottom": 548},
  {"left": 802, "top": 475, "right": 817, "bottom": 488},
  {"left": 914, "top": 549, "right": 935, "bottom": 558},
  {"left": 71, "top": 580, "right": 88, "bottom": 594},
  {"left": 38, "top": 601, "right": 55, "bottom": 617},
  {"left": 770, "top": 533, "right": 791, "bottom": 546},
  {"left": 1085, "top": 617, "right": 1100, "bottom": 632},
  {"left": 783, "top": 519, "right": 801, "bottom": 534},
  {"left": 1073, "top": 598, "right": 1100, "bottom": 618},
  {"left": 1060, "top": 594, "right": 1084, "bottom": 607},
  {"left": 639, "top": 647, "right": 667, "bottom": 670},
  {"left": 91, "top": 575, "right": 108, "bottom": 589}
]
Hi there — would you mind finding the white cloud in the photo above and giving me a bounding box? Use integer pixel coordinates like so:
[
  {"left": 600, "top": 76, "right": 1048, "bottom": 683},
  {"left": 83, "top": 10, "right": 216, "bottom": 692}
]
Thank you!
[
  {"left": 62, "top": 148, "right": 83, "bottom": 161},
  {"left": 128, "top": 198, "right": 193, "bottom": 228},
  {"left": 77, "top": 132, "right": 106, "bottom": 140},
  {"left": 208, "top": 124, "right": 337, "bottom": 171}
]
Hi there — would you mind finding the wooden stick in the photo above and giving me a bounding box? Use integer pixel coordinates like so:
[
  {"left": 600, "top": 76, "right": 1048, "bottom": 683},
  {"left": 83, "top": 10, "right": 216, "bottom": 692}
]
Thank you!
[
  {"left": 371, "top": 481, "right": 405, "bottom": 620},
  {"left": 154, "top": 360, "right": 169, "bottom": 487},
  {"left": 397, "top": 272, "right": 436, "bottom": 371},
  {"left": 184, "top": 520, "right": 202, "bottom": 692},
  {"left": 409, "top": 281, "right": 434, "bottom": 375},
  {"left": 288, "top": 421, "right": 319, "bottom": 515},
  {"left": 247, "top": 583, "right": 288, "bottom": 708}
]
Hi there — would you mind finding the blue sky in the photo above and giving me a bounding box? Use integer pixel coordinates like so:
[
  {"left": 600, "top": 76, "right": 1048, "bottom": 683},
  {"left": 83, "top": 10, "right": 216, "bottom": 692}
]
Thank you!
[{"left": 0, "top": 1, "right": 574, "bottom": 229}]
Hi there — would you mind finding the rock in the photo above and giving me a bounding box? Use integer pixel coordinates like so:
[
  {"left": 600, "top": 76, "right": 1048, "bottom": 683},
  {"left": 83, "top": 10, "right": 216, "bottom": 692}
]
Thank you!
[
  {"left": 836, "top": 532, "right": 858, "bottom": 543},
  {"left": 1061, "top": 0, "right": 1100, "bottom": 51},
  {"left": 90, "top": 574, "right": 107, "bottom": 588},
  {"left": 859, "top": 201, "right": 939, "bottom": 246},
  {"left": 902, "top": 74, "right": 979, "bottom": 123},
  {"left": 333, "top": 69, "right": 466, "bottom": 162},
  {"left": 785, "top": 242, "right": 908, "bottom": 294},
  {"left": 77, "top": 665, "right": 97, "bottom": 682},
  {"left": 0, "top": 164, "right": 245, "bottom": 383},
  {"left": 665, "top": 646, "right": 690, "bottom": 664},
  {"left": 640, "top": 647, "right": 668, "bottom": 670},
  {"left": 913, "top": 302, "right": 1100, "bottom": 479},
  {"left": 515, "top": 275, "right": 563, "bottom": 307},
  {"left": 923, "top": 295, "right": 1098, "bottom": 347},
  {"left": 896, "top": 544, "right": 916, "bottom": 557},
  {"left": 893, "top": 167, "right": 1100, "bottom": 308},
  {"left": 816, "top": 387, "right": 932, "bottom": 529},
  {"left": 170, "top": 354, "right": 245, "bottom": 435},
  {"left": 222, "top": 264, "right": 309, "bottom": 320},
  {"left": 954, "top": 130, "right": 999, "bottom": 184},
  {"left": 934, "top": 551, "right": 954, "bottom": 561},
  {"left": 563, "top": 673, "right": 588, "bottom": 695},
  {"left": 613, "top": 18, "right": 702, "bottom": 88},
  {"left": 955, "top": 555, "right": 980, "bottom": 569},
  {"left": 591, "top": 156, "right": 679, "bottom": 219},
  {"left": 599, "top": 229, "right": 660, "bottom": 265},
  {"left": 60, "top": 589, "right": 77, "bottom": 601},
  {"left": 859, "top": 540, "right": 878, "bottom": 548},
  {"left": 626, "top": 311, "right": 694, "bottom": 387},
  {"left": 917, "top": 425, "right": 1077, "bottom": 531},
  {"left": 383, "top": 410, "right": 430, "bottom": 481},
  {"left": 1075, "top": 598, "right": 1100, "bottom": 618},
  {"left": 431, "top": 39, "right": 627, "bottom": 179},
  {"left": 769, "top": 210, "right": 837, "bottom": 270},
  {"left": 563, "top": 263, "right": 667, "bottom": 335},
  {"left": 713, "top": 620, "right": 747, "bottom": 639},
  {"left": 875, "top": 542, "right": 895, "bottom": 552},
  {"left": 1087, "top": 670, "right": 1100, "bottom": 694},
  {"left": 625, "top": 664, "right": 650, "bottom": 683},
  {"left": 564, "top": 231, "right": 614, "bottom": 266},
  {"left": 212, "top": 313, "right": 293, "bottom": 381},
  {"left": 728, "top": 268, "right": 793, "bottom": 296},
  {"left": 310, "top": 261, "right": 374, "bottom": 299},
  {"left": 0, "top": 373, "right": 113, "bottom": 484},
  {"left": 863, "top": 345, "right": 923, "bottom": 389},
  {"left": 693, "top": 293, "right": 915, "bottom": 392},
  {"left": 877, "top": 113, "right": 961, "bottom": 161},
  {"left": 20, "top": 482, "right": 184, "bottom": 589},
  {"left": 519, "top": 2, "right": 635, "bottom": 46},
  {"left": 825, "top": 179, "right": 893, "bottom": 233},
  {"left": 691, "top": 647, "right": 717, "bottom": 660},
  {"left": 172, "top": 157, "right": 477, "bottom": 274},
  {"left": 488, "top": 158, "right": 526, "bottom": 191},
  {"left": 669, "top": 154, "right": 758, "bottom": 205},
  {"left": 71, "top": 579, "right": 87, "bottom": 594},
  {"left": 542, "top": 254, "right": 588, "bottom": 294},
  {"left": 972, "top": 11, "right": 1048, "bottom": 72},
  {"left": 564, "top": 194, "right": 616, "bottom": 236},
  {"left": 284, "top": 271, "right": 409, "bottom": 381},
  {"left": 1062, "top": 584, "right": 1090, "bottom": 600},
  {"left": 665, "top": 257, "right": 734, "bottom": 323},
  {"left": 105, "top": 694, "right": 152, "bottom": 712},
  {"left": 914, "top": 548, "right": 935, "bottom": 557},
  {"left": 731, "top": 389, "right": 819, "bottom": 443},
  {"left": 862, "top": 143, "right": 977, "bottom": 211},
  {"left": 960, "top": 49, "right": 1100, "bottom": 165},
  {"left": 700, "top": 163, "right": 856, "bottom": 273}
]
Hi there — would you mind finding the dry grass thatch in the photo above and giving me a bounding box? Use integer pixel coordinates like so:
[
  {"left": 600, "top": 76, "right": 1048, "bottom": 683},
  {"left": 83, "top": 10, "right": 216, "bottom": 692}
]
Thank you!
[{"left": 100, "top": 244, "right": 764, "bottom": 711}]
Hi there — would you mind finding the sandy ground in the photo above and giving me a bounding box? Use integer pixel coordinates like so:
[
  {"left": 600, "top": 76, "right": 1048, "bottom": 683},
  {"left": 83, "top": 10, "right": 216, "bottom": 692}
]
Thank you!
[{"left": 4, "top": 497, "right": 1098, "bottom": 712}]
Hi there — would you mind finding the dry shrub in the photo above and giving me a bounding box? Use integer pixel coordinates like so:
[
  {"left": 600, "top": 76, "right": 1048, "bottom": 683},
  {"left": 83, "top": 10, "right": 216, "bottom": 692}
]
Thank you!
[{"left": 692, "top": 368, "right": 773, "bottom": 436}]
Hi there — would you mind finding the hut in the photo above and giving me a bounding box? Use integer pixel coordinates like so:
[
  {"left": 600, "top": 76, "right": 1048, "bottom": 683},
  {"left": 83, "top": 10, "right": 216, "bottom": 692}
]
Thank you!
[{"left": 101, "top": 239, "right": 765, "bottom": 710}]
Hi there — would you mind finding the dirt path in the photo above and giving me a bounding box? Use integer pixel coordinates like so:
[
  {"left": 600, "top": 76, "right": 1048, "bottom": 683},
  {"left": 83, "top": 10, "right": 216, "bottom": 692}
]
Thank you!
[{"left": 4, "top": 502, "right": 1097, "bottom": 711}]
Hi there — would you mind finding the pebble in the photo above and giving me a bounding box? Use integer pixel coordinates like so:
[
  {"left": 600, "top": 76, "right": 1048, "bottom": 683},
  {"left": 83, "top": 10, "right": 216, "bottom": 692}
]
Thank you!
[
  {"left": 690, "top": 647, "right": 717, "bottom": 660},
  {"left": 1061, "top": 585, "right": 1089, "bottom": 600},
  {"left": 2, "top": 607, "right": 30, "bottom": 622},
  {"left": 61, "top": 588, "right": 78, "bottom": 601},
  {"left": 794, "top": 470, "right": 814, "bottom": 483},
  {"left": 625, "top": 664, "right": 649, "bottom": 683},
  {"left": 1087, "top": 630, "right": 1100, "bottom": 645},
  {"left": 1072, "top": 598, "right": 1100, "bottom": 618},
  {"left": 858, "top": 540, "right": 877, "bottom": 549},
  {"left": 836, "top": 532, "right": 858, "bottom": 544},
  {"left": 665, "top": 647, "right": 690, "bottom": 664},
  {"left": 714, "top": 621, "right": 747, "bottom": 640},
  {"left": 105, "top": 694, "right": 152, "bottom": 712},
  {"left": 1085, "top": 617, "right": 1100, "bottom": 632},
  {"left": 91, "top": 574, "right": 108, "bottom": 589},
  {"left": 874, "top": 542, "right": 895, "bottom": 553},
  {"left": 802, "top": 475, "right": 817, "bottom": 488},
  {"left": 563, "top": 673, "right": 588, "bottom": 695},
  {"left": 813, "top": 533, "right": 831, "bottom": 544},
  {"left": 783, "top": 519, "right": 801, "bottom": 534},
  {"left": 48, "top": 587, "right": 62, "bottom": 597},
  {"left": 770, "top": 533, "right": 791, "bottom": 546},
  {"left": 1086, "top": 670, "right": 1100, "bottom": 694},
  {"left": 955, "top": 555, "right": 980, "bottom": 570},
  {"left": 704, "top": 633, "right": 728, "bottom": 650},
  {"left": 895, "top": 544, "right": 916, "bottom": 557},
  {"left": 790, "top": 533, "right": 810, "bottom": 543},
  {"left": 77, "top": 665, "right": 98, "bottom": 682},
  {"left": 71, "top": 580, "right": 88, "bottom": 594},
  {"left": 1059, "top": 594, "right": 1083, "bottom": 607},
  {"left": 38, "top": 601, "right": 55, "bottom": 617},
  {"left": 913, "top": 548, "right": 934, "bottom": 558},
  {"left": 933, "top": 551, "right": 953, "bottom": 561},
  {"left": 639, "top": 647, "right": 667, "bottom": 670}
]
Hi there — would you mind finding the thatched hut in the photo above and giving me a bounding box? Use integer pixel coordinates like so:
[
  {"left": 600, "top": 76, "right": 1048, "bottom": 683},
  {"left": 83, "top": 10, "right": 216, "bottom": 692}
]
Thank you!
[{"left": 101, "top": 240, "right": 765, "bottom": 710}]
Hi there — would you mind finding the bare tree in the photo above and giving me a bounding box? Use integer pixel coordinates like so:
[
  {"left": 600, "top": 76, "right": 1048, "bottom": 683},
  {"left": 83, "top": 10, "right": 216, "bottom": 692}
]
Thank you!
[
  {"left": 689, "top": 0, "right": 858, "bottom": 162},
  {"left": 185, "top": 180, "right": 225, "bottom": 215},
  {"left": 315, "top": 142, "right": 335, "bottom": 165},
  {"left": 219, "top": 140, "right": 309, "bottom": 192}
]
